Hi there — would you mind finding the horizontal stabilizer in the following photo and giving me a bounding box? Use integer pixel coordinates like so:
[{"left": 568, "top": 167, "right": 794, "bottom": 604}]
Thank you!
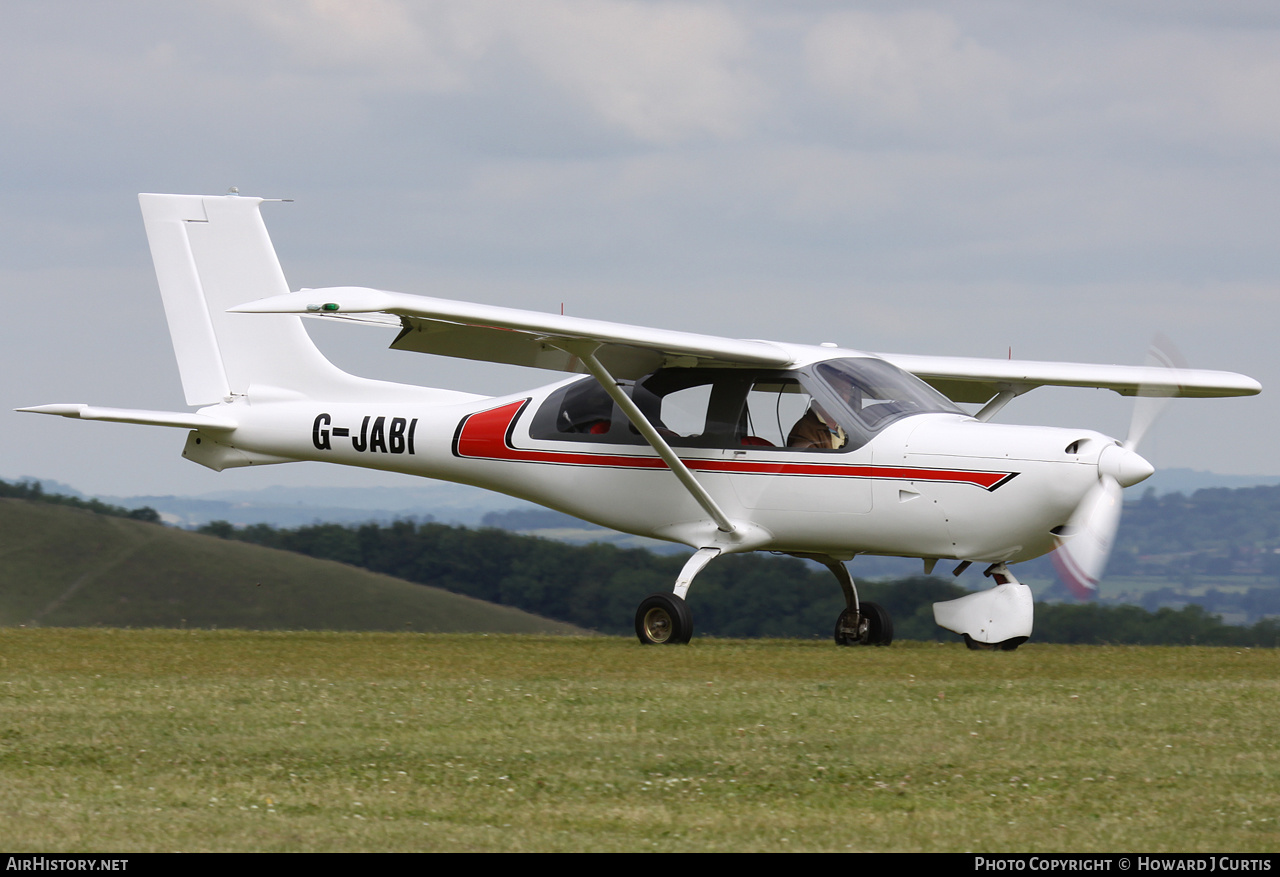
[{"left": 17, "top": 404, "right": 237, "bottom": 431}]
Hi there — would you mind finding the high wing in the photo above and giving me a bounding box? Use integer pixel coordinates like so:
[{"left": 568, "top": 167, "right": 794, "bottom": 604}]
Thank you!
[
  {"left": 231, "top": 286, "right": 793, "bottom": 380},
  {"left": 876, "top": 353, "right": 1262, "bottom": 402},
  {"left": 231, "top": 286, "right": 1261, "bottom": 400}
]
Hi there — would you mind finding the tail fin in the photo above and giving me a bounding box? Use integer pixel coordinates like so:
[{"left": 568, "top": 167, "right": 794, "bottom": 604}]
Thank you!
[{"left": 139, "top": 193, "right": 351, "bottom": 406}]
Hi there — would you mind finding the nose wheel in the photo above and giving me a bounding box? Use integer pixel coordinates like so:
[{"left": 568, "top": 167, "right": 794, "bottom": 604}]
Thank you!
[
  {"left": 963, "top": 633, "right": 1028, "bottom": 651},
  {"left": 635, "top": 593, "right": 693, "bottom": 644},
  {"left": 834, "top": 601, "right": 893, "bottom": 646}
]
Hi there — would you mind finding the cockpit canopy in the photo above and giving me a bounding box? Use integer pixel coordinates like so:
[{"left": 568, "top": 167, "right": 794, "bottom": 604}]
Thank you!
[
  {"left": 530, "top": 357, "right": 964, "bottom": 452},
  {"left": 812, "top": 357, "right": 965, "bottom": 431}
]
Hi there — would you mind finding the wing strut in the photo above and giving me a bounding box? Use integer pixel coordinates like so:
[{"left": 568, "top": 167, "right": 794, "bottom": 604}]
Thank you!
[
  {"left": 558, "top": 341, "right": 737, "bottom": 534},
  {"left": 974, "top": 383, "right": 1032, "bottom": 422}
]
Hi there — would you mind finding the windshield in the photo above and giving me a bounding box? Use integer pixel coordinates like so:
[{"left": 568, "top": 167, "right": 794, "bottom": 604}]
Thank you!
[{"left": 814, "top": 358, "right": 963, "bottom": 431}]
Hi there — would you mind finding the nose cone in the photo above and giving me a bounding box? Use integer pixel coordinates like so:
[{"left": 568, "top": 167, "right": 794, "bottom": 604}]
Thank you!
[{"left": 1098, "top": 444, "right": 1155, "bottom": 488}]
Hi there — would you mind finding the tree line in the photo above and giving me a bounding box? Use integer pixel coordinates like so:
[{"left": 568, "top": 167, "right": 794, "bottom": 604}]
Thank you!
[
  {"left": 1022, "top": 485, "right": 1280, "bottom": 582},
  {"left": 196, "top": 517, "right": 1280, "bottom": 646},
  {"left": 8, "top": 474, "right": 1277, "bottom": 644},
  {"left": 0, "top": 478, "right": 160, "bottom": 523}
]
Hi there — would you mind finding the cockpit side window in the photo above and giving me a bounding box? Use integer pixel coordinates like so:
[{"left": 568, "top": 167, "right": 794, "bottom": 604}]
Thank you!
[
  {"left": 636, "top": 369, "right": 868, "bottom": 452},
  {"left": 629, "top": 370, "right": 740, "bottom": 447},
  {"left": 528, "top": 372, "right": 735, "bottom": 447},
  {"left": 529, "top": 363, "right": 949, "bottom": 450},
  {"left": 736, "top": 380, "right": 815, "bottom": 448},
  {"left": 528, "top": 377, "right": 621, "bottom": 441}
]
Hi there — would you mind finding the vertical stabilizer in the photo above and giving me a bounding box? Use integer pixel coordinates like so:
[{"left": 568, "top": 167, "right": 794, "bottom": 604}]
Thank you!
[{"left": 139, "top": 193, "right": 350, "bottom": 406}]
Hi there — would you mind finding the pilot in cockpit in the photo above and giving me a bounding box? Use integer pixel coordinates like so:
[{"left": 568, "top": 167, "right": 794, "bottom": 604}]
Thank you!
[
  {"left": 786, "top": 373, "right": 858, "bottom": 449},
  {"left": 786, "top": 402, "right": 846, "bottom": 449}
]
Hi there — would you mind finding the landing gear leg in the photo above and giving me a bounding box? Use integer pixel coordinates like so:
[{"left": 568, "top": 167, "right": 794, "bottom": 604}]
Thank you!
[
  {"left": 790, "top": 553, "right": 893, "bottom": 646},
  {"left": 634, "top": 547, "right": 719, "bottom": 645}
]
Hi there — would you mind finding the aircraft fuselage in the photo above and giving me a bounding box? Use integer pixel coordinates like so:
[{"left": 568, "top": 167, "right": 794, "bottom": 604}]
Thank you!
[{"left": 183, "top": 374, "right": 1109, "bottom": 567}]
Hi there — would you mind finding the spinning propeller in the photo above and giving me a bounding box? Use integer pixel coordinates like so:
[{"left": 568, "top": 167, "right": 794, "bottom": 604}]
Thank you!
[{"left": 1052, "top": 339, "right": 1185, "bottom": 599}]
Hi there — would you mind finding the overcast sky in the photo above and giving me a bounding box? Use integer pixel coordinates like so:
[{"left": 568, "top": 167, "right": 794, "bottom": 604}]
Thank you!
[{"left": 2, "top": 0, "right": 1276, "bottom": 498}]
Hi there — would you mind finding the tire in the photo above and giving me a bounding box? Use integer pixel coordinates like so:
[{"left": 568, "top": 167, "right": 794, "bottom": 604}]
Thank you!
[
  {"left": 963, "top": 634, "right": 1027, "bottom": 651},
  {"left": 635, "top": 593, "right": 693, "bottom": 645},
  {"left": 861, "top": 601, "right": 893, "bottom": 646},
  {"left": 833, "top": 602, "right": 893, "bottom": 646}
]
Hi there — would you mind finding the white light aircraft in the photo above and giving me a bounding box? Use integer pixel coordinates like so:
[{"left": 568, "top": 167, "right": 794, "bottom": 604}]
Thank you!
[{"left": 20, "top": 194, "right": 1261, "bottom": 648}]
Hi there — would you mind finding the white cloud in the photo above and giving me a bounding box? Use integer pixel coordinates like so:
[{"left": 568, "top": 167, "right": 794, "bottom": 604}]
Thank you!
[
  {"left": 1096, "top": 28, "right": 1280, "bottom": 150},
  {"left": 500, "top": 1, "right": 760, "bottom": 143},
  {"left": 230, "top": 0, "right": 479, "bottom": 91},
  {"left": 803, "top": 11, "right": 1012, "bottom": 134},
  {"left": 225, "top": 0, "right": 762, "bottom": 144}
]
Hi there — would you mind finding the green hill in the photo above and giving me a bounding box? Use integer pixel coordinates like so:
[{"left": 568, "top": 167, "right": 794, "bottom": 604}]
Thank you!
[{"left": 0, "top": 498, "right": 584, "bottom": 634}]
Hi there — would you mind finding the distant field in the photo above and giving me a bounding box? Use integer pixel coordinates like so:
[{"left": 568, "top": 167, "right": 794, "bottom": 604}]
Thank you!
[
  {"left": 1100, "top": 575, "right": 1274, "bottom": 597},
  {"left": 2, "top": 629, "right": 1277, "bottom": 852},
  {"left": 1014, "top": 573, "right": 1276, "bottom": 605}
]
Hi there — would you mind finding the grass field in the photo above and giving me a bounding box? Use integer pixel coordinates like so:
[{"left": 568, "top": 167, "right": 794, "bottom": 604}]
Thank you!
[
  {"left": 2, "top": 629, "right": 1277, "bottom": 852},
  {"left": 0, "top": 499, "right": 582, "bottom": 634}
]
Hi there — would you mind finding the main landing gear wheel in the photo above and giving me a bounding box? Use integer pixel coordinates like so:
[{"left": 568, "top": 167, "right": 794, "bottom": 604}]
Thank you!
[
  {"left": 963, "top": 634, "right": 1028, "bottom": 652},
  {"left": 833, "top": 601, "right": 893, "bottom": 646},
  {"left": 635, "top": 593, "right": 693, "bottom": 645}
]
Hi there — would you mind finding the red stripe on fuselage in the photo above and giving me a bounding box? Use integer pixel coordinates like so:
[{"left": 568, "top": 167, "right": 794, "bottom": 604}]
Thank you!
[{"left": 454, "top": 400, "right": 1017, "bottom": 490}]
